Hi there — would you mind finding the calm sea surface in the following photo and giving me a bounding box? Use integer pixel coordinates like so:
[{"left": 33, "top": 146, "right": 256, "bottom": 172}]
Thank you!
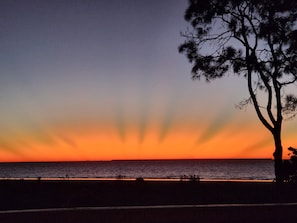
[{"left": 0, "top": 159, "right": 275, "bottom": 181}]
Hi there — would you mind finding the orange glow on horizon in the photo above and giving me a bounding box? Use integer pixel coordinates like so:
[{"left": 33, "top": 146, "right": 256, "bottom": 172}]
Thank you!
[{"left": 0, "top": 120, "right": 293, "bottom": 162}]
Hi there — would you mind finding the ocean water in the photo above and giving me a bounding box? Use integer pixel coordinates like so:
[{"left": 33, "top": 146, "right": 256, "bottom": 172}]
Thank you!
[{"left": 0, "top": 159, "right": 275, "bottom": 181}]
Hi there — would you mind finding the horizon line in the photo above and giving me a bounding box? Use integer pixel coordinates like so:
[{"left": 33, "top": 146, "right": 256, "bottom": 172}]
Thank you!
[{"left": 0, "top": 158, "right": 274, "bottom": 164}]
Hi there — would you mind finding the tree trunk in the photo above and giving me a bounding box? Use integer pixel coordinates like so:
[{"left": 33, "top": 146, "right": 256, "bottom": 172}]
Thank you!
[{"left": 273, "top": 129, "right": 283, "bottom": 183}]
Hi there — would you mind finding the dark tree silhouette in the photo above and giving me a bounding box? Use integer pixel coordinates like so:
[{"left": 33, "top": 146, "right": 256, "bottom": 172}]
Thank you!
[{"left": 179, "top": 0, "right": 297, "bottom": 182}]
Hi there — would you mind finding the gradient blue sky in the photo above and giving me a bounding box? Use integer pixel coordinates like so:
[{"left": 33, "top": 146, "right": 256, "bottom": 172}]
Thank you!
[{"left": 0, "top": 0, "right": 296, "bottom": 162}]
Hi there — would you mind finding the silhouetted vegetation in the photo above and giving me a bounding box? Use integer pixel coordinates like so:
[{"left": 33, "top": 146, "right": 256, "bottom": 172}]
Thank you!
[
  {"left": 116, "top": 174, "right": 126, "bottom": 180},
  {"left": 179, "top": 0, "right": 297, "bottom": 182},
  {"left": 179, "top": 174, "right": 200, "bottom": 182},
  {"left": 283, "top": 147, "right": 297, "bottom": 183},
  {"left": 136, "top": 177, "right": 144, "bottom": 182}
]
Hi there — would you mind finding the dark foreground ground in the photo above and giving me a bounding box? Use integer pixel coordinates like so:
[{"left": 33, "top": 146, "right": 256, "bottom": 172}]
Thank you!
[{"left": 0, "top": 180, "right": 297, "bottom": 222}]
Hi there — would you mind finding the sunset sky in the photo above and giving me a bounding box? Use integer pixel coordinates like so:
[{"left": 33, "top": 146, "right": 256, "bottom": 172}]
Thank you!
[{"left": 0, "top": 0, "right": 296, "bottom": 162}]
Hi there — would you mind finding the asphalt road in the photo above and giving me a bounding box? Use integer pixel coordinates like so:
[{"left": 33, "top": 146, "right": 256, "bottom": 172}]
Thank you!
[{"left": 1, "top": 203, "right": 297, "bottom": 223}]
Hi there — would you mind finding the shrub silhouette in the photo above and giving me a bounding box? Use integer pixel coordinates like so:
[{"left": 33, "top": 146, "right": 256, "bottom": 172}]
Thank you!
[{"left": 283, "top": 147, "right": 297, "bottom": 183}]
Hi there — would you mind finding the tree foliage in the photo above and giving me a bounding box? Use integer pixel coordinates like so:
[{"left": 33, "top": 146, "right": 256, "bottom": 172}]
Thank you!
[{"left": 179, "top": 0, "right": 297, "bottom": 182}]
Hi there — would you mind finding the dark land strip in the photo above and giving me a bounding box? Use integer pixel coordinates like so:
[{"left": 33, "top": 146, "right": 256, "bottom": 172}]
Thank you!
[{"left": 0, "top": 180, "right": 297, "bottom": 222}]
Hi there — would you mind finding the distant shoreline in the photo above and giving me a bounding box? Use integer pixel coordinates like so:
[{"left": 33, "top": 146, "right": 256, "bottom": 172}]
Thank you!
[{"left": 0, "top": 158, "right": 274, "bottom": 164}]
